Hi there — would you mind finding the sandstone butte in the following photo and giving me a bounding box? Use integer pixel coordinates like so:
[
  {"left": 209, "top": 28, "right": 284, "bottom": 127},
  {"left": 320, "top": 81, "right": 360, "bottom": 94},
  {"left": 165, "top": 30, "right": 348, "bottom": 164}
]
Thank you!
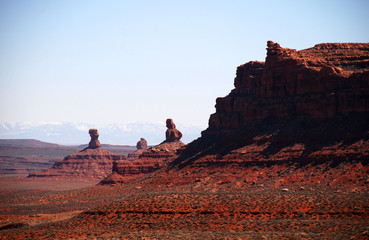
[
  {"left": 171, "top": 41, "right": 369, "bottom": 169},
  {"left": 100, "top": 119, "right": 185, "bottom": 184},
  {"left": 28, "top": 129, "right": 126, "bottom": 179},
  {"left": 3, "top": 42, "right": 369, "bottom": 240}
]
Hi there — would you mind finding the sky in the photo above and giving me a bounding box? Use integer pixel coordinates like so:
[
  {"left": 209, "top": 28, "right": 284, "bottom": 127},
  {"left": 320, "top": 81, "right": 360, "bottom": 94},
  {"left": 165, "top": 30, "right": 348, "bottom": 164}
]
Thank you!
[{"left": 1, "top": 0, "right": 368, "bottom": 128}]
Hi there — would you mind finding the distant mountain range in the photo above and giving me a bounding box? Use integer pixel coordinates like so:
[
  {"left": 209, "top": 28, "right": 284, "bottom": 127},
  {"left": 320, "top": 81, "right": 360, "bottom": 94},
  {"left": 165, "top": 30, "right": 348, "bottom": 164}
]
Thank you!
[
  {"left": 0, "top": 139, "right": 62, "bottom": 148},
  {"left": 0, "top": 122, "right": 205, "bottom": 145}
]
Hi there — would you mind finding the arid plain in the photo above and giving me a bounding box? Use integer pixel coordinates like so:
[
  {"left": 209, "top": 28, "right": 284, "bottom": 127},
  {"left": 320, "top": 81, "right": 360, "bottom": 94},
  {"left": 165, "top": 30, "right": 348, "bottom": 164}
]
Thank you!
[{"left": 1, "top": 41, "right": 369, "bottom": 239}]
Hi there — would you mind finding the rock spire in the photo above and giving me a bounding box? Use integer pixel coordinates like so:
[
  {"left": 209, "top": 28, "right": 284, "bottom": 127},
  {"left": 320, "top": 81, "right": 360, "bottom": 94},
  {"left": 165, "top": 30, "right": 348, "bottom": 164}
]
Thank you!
[
  {"left": 165, "top": 119, "right": 182, "bottom": 142},
  {"left": 88, "top": 129, "right": 101, "bottom": 149},
  {"left": 136, "top": 138, "right": 147, "bottom": 150},
  {"left": 29, "top": 128, "right": 125, "bottom": 179}
]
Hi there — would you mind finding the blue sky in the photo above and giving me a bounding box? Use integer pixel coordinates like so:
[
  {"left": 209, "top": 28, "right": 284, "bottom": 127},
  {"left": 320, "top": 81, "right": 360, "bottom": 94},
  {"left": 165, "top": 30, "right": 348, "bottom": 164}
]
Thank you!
[{"left": 1, "top": 0, "right": 368, "bottom": 127}]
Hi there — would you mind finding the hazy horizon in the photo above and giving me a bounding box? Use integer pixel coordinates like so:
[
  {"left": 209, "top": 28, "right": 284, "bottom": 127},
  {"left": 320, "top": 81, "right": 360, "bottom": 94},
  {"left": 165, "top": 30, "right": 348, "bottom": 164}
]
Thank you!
[
  {"left": 1, "top": 0, "right": 368, "bottom": 127},
  {"left": 0, "top": 120, "right": 205, "bottom": 145}
]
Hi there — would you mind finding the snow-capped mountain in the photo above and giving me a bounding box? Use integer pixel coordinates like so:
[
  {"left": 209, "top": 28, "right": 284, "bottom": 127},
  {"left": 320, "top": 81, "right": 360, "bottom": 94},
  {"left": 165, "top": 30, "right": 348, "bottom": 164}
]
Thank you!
[{"left": 0, "top": 122, "right": 205, "bottom": 145}]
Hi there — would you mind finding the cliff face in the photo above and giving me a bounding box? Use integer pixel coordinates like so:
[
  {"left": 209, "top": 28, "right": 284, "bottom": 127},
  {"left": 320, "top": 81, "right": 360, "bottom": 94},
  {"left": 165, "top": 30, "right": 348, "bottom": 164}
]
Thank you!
[
  {"left": 206, "top": 41, "right": 369, "bottom": 133},
  {"left": 173, "top": 42, "right": 369, "bottom": 168},
  {"left": 111, "top": 160, "right": 160, "bottom": 176}
]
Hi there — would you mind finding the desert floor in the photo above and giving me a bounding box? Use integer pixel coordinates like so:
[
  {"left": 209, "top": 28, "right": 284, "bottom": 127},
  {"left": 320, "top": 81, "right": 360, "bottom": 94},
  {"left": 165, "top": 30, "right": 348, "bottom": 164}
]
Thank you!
[{"left": 1, "top": 161, "right": 368, "bottom": 239}]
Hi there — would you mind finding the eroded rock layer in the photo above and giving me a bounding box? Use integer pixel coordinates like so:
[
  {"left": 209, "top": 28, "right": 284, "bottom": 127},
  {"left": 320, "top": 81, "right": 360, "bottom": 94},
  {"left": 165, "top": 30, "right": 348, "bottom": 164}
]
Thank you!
[
  {"left": 110, "top": 159, "right": 160, "bottom": 176},
  {"left": 28, "top": 147, "right": 126, "bottom": 179},
  {"left": 109, "top": 142, "right": 184, "bottom": 175},
  {"left": 100, "top": 141, "right": 185, "bottom": 184},
  {"left": 127, "top": 138, "right": 148, "bottom": 160},
  {"left": 207, "top": 41, "right": 369, "bottom": 132},
  {"left": 174, "top": 41, "right": 369, "bottom": 168},
  {"left": 28, "top": 129, "right": 126, "bottom": 179}
]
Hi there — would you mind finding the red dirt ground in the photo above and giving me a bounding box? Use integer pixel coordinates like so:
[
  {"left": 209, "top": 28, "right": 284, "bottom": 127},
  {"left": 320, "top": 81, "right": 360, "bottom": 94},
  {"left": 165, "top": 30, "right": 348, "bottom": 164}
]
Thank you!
[{"left": 0, "top": 157, "right": 368, "bottom": 239}]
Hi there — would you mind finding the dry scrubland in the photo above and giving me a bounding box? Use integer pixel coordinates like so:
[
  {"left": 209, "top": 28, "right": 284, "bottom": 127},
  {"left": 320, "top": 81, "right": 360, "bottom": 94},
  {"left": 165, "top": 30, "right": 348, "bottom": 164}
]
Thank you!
[{"left": 0, "top": 159, "right": 368, "bottom": 239}]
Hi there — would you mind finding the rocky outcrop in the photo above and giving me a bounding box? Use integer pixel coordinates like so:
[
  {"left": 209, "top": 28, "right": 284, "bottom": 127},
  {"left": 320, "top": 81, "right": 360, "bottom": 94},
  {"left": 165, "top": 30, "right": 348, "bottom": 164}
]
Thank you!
[
  {"left": 99, "top": 171, "right": 125, "bottom": 185},
  {"left": 127, "top": 138, "right": 147, "bottom": 160},
  {"left": 136, "top": 138, "right": 147, "bottom": 150},
  {"left": 173, "top": 41, "right": 369, "bottom": 168},
  {"left": 141, "top": 141, "right": 185, "bottom": 158},
  {"left": 88, "top": 129, "right": 101, "bottom": 149},
  {"left": 103, "top": 141, "right": 185, "bottom": 184},
  {"left": 100, "top": 120, "right": 185, "bottom": 184},
  {"left": 165, "top": 119, "right": 182, "bottom": 142},
  {"left": 111, "top": 160, "right": 160, "bottom": 176},
  {"left": 100, "top": 158, "right": 163, "bottom": 185},
  {"left": 29, "top": 129, "right": 126, "bottom": 179},
  {"left": 206, "top": 41, "right": 369, "bottom": 132}
]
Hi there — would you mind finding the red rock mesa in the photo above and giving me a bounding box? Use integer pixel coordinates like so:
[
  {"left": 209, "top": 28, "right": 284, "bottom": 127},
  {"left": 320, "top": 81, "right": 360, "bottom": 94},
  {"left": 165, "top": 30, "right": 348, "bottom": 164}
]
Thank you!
[
  {"left": 173, "top": 41, "right": 369, "bottom": 168},
  {"left": 28, "top": 129, "right": 126, "bottom": 179},
  {"left": 207, "top": 41, "right": 369, "bottom": 132},
  {"left": 4, "top": 42, "right": 369, "bottom": 240}
]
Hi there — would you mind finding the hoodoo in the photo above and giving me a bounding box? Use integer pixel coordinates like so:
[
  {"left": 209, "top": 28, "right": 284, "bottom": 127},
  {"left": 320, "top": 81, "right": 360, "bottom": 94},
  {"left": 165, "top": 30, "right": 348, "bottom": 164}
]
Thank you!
[
  {"left": 28, "top": 129, "right": 126, "bottom": 179},
  {"left": 5, "top": 42, "right": 369, "bottom": 240},
  {"left": 88, "top": 129, "right": 101, "bottom": 148},
  {"left": 165, "top": 118, "right": 182, "bottom": 142},
  {"left": 100, "top": 119, "right": 185, "bottom": 184},
  {"left": 140, "top": 118, "right": 185, "bottom": 158},
  {"left": 136, "top": 138, "right": 148, "bottom": 150},
  {"left": 127, "top": 138, "right": 148, "bottom": 160}
]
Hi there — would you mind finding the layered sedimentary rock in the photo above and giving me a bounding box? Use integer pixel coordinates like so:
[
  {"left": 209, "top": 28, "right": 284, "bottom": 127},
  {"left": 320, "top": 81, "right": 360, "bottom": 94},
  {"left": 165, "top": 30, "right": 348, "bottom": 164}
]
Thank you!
[
  {"left": 29, "top": 129, "right": 126, "bottom": 179},
  {"left": 111, "top": 159, "right": 160, "bottom": 176},
  {"left": 101, "top": 120, "right": 185, "bottom": 184},
  {"left": 174, "top": 41, "right": 369, "bottom": 168},
  {"left": 206, "top": 41, "right": 369, "bottom": 132},
  {"left": 126, "top": 119, "right": 184, "bottom": 160},
  {"left": 141, "top": 141, "right": 185, "bottom": 158},
  {"left": 99, "top": 171, "right": 125, "bottom": 185},
  {"left": 139, "top": 118, "right": 184, "bottom": 158},
  {"left": 100, "top": 158, "right": 161, "bottom": 185},
  {"left": 127, "top": 138, "right": 147, "bottom": 160}
]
